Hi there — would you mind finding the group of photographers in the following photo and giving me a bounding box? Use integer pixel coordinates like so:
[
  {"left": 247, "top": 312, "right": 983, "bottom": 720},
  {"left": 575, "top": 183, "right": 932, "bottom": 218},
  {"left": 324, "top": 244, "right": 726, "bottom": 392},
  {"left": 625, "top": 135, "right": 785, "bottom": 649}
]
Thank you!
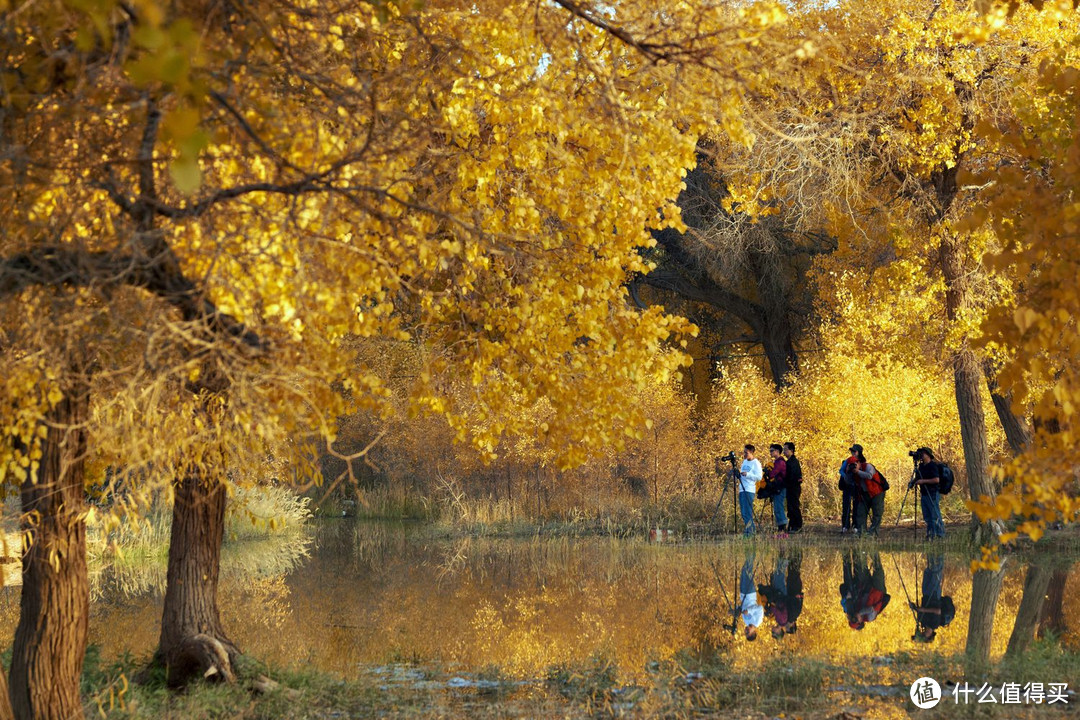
[
  {"left": 839, "top": 445, "right": 946, "bottom": 539},
  {"left": 734, "top": 442, "right": 946, "bottom": 539},
  {"left": 738, "top": 442, "right": 803, "bottom": 538}
]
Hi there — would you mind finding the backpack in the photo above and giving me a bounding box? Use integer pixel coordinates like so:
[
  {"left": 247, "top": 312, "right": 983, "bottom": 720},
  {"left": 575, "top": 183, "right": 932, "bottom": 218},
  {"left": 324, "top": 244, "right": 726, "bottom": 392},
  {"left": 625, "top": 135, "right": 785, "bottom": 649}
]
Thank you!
[
  {"left": 939, "top": 463, "right": 955, "bottom": 494},
  {"left": 876, "top": 469, "right": 890, "bottom": 492}
]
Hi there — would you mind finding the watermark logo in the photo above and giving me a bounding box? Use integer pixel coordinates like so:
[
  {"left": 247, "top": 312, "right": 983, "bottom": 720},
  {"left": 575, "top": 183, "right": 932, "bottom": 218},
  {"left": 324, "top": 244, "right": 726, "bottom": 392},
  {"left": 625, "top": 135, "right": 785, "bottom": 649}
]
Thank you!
[{"left": 911, "top": 677, "right": 942, "bottom": 709}]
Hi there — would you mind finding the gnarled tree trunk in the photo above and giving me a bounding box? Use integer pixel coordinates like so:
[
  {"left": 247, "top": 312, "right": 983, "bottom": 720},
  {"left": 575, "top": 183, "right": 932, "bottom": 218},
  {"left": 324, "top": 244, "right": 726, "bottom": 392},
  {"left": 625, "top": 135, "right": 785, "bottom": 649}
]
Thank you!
[
  {"left": 9, "top": 382, "right": 90, "bottom": 720},
  {"left": 157, "top": 471, "right": 238, "bottom": 686}
]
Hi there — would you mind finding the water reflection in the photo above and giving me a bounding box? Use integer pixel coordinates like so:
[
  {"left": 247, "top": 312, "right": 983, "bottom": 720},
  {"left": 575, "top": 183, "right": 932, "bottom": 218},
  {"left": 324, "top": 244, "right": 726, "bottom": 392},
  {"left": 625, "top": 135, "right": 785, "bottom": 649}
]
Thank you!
[
  {"left": 840, "top": 551, "right": 890, "bottom": 631},
  {"left": 0, "top": 521, "right": 1076, "bottom": 684},
  {"left": 907, "top": 554, "right": 956, "bottom": 644}
]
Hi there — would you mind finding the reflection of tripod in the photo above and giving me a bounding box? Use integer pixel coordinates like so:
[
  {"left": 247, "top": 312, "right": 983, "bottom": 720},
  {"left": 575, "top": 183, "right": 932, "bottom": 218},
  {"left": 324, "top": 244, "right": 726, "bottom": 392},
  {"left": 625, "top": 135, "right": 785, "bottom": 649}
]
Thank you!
[{"left": 710, "top": 455, "right": 741, "bottom": 533}]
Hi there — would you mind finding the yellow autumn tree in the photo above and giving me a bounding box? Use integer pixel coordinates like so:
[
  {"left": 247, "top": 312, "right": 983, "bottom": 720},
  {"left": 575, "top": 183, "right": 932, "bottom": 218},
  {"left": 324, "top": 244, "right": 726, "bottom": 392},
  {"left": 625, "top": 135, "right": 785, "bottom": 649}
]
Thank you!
[{"left": 1, "top": 0, "right": 799, "bottom": 716}]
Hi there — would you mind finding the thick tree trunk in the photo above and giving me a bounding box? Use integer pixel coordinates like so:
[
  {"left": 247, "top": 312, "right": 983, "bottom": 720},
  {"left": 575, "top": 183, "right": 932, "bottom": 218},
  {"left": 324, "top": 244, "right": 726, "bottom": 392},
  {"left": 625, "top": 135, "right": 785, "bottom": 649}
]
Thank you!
[
  {"left": 10, "top": 384, "right": 90, "bottom": 720},
  {"left": 157, "top": 471, "right": 238, "bottom": 686},
  {"left": 1005, "top": 563, "right": 1053, "bottom": 657},
  {"left": 761, "top": 329, "right": 799, "bottom": 389},
  {"left": 965, "top": 562, "right": 1007, "bottom": 666},
  {"left": 940, "top": 235, "right": 1001, "bottom": 544},
  {"left": 953, "top": 349, "right": 1003, "bottom": 544}
]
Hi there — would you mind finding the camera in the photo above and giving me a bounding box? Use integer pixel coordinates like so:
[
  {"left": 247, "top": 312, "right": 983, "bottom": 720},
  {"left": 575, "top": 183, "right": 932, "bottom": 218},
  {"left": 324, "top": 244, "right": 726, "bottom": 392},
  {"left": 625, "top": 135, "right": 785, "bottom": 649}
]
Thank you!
[
  {"left": 720, "top": 451, "right": 737, "bottom": 464},
  {"left": 908, "top": 450, "right": 920, "bottom": 458}
]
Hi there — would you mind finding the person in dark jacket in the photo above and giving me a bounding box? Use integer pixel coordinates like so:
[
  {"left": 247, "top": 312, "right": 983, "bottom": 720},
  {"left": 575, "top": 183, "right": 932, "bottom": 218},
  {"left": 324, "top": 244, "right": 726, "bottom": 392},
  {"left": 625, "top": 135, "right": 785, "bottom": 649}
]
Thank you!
[
  {"left": 839, "top": 453, "right": 857, "bottom": 534},
  {"left": 783, "top": 442, "right": 803, "bottom": 533},
  {"left": 766, "top": 444, "right": 789, "bottom": 536},
  {"left": 910, "top": 447, "right": 946, "bottom": 539}
]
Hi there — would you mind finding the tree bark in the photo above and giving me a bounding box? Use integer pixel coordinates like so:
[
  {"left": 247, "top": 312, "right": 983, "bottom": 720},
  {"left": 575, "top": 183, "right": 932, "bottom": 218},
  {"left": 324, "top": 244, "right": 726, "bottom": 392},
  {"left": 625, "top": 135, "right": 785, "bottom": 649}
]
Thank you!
[
  {"left": 940, "top": 235, "right": 1001, "bottom": 544},
  {"left": 1006, "top": 563, "right": 1053, "bottom": 658},
  {"left": 965, "top": 562, "right": 1007, "bottom": 666},
  {"left": 10, "top": 382, "right": 90, "bottom": 720},
  {"left": 157, "top": 471, "right": 238, "bottom": 687},
  {"left": 985, "top": 369, "right": 1032, "bottom": 456}
]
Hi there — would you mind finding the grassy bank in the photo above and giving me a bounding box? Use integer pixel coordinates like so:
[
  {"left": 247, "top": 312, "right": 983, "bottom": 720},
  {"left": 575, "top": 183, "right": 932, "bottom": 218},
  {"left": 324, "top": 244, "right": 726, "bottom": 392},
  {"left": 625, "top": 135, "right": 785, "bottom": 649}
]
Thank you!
[{"left": 78, "top": 639, "right": 1079, "bottom": 719}]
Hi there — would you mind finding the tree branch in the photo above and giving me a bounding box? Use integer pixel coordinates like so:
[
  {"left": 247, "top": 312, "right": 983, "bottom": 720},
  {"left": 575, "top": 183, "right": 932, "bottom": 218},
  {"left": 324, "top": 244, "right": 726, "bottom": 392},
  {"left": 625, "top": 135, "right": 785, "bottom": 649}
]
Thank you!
[{"left": 0, "top": 244, "right": 266, "bottom": 352}]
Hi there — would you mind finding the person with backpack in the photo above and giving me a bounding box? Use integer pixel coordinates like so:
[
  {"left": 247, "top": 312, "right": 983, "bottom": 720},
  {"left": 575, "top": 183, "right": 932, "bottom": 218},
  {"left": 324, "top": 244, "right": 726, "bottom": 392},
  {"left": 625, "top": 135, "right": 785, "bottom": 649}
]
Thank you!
[
  {"left": 783, "top": 442, "right": 803, "bottom": 533},
  {"left": 910, "top": 447, "right": 946, "bottom": 539},
  {"left": 849, "top": 444, "right": 886, "bottom": 537}
]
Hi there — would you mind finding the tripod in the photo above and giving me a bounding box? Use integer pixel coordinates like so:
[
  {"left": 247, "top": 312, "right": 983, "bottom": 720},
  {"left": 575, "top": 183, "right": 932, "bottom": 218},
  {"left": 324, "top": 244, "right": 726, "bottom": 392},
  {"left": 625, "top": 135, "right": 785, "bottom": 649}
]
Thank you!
[
  {"left": 895, "top": 458, "right": 920, "bottom": 537},
  {"left": 710, "top": 456, "right": 741, "bottom": 534}
]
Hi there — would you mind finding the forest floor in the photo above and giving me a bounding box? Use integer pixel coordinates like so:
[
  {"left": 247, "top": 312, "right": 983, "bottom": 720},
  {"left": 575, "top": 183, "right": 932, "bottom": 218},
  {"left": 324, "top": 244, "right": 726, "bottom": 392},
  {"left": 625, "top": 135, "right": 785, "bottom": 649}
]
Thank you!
[{"left": 82, "top": 640, "right": 1079, "bottom": 719}]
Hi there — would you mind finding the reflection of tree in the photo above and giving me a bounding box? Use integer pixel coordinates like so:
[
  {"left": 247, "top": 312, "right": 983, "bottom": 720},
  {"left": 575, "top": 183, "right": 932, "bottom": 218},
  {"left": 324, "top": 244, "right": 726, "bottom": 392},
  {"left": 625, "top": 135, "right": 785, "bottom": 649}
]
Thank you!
[
  {"left": 1006, "top": 562, "right": 1054, "bottom": 658},
  {"left": 90, "top": 528, "right": 312, "bottom": 601},
  {"left": 966, "top": 561, "right": 1008, "bottom": 666},
  {"left": 1039, "top": 567, "right": 1071, "bottom": 642}
]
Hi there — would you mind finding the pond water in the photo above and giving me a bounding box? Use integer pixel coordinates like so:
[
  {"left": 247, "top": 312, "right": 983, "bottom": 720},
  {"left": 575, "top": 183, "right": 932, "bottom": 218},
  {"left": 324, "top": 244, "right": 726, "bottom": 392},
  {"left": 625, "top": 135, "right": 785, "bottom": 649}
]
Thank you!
[{"left": 1, "top": 521, "right": 1078, "bottom": 684}]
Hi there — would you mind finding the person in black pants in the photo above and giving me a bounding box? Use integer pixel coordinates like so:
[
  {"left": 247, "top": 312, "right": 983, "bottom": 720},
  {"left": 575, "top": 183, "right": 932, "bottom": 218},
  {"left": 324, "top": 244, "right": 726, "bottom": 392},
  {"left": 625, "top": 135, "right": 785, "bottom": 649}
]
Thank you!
[
  {"left": 783, "top": 442, "right": 803, "bottom": 532},
  {"left": 839, "top": 452, "right": 857, "bottom": 534}
]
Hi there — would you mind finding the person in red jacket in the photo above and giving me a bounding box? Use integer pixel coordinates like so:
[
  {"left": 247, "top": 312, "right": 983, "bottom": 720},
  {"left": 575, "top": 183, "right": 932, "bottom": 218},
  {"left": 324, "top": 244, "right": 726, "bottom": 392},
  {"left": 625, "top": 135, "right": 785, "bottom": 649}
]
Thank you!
[{"left": 847, "top": 444, "right": 886, "bottom": 537}]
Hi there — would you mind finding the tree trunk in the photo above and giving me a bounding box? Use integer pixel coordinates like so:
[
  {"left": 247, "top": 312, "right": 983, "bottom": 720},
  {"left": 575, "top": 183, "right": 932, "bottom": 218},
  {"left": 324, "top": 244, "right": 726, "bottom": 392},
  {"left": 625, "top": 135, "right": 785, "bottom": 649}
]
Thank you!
[
  {"left": 157, "top": 471, "right": 238, "bottom": 687},
  {"left": 954, "top": 349, "right": 1003, "bottom": 544},
  {"left": 1005, "top": 563, "right": 1053, "bottom": 658},
  {"left": 761, "top": 330, "right": 799, "bottom": 390},
  {"left": 940, "top": 235, "right": 1001, "bottom": 544},
  {"left": 965, "top": 562, "right": 1007, "bottom": 666},
  {"left": 0, "top": 670, "right": 13, "bottom": 720},
  {"left": 10, "top": 383, "right": 90, "bottom": 720},
  {"left": 985, "top": 366, "right": 1032, "bottom": 456}
]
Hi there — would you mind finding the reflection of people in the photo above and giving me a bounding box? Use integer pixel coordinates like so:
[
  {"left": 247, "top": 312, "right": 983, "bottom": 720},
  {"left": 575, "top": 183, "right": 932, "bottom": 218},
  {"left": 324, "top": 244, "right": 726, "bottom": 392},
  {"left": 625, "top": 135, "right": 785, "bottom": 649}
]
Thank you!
[
  {"left": 911, "top": 447, "right": 946, "bottom": 539},
  {"left": 766, "top": 444, "right": 789, "bottom": 537},
  {"left": 759, "top": 549, "right": 804, "bottom": 639},
  {"left": 911, "top": 553, "right": 955, "bottom": 642},
  {"left": 740, "top": 553, "right": 763, "bottom": 641},
  {"left": 783, "top": 442, "right": 803, "bottom": 533},
  {"left": 840, "top": 550, "right": 891, "bottom": 630},
  {"left": 739, "top": 445, "right": 762, "bottom": 537}
]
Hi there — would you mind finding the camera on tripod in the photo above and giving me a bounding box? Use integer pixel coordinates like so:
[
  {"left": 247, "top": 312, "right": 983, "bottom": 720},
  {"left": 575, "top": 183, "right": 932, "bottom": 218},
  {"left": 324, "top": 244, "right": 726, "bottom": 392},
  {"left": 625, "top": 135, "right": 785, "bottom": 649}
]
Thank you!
[
  {"left": 720, "top": 451, "right": 737, "bottom": 464},
  {"left": 908, "top": 450, "right": 920, "bottom": 458}
]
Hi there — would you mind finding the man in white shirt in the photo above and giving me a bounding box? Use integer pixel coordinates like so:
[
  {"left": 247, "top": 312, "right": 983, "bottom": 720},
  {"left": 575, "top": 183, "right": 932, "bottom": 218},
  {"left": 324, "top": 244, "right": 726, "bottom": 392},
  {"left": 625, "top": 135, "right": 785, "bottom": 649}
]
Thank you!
[{"left": 739, "top": 444, "right": 762, "bottom": 536}]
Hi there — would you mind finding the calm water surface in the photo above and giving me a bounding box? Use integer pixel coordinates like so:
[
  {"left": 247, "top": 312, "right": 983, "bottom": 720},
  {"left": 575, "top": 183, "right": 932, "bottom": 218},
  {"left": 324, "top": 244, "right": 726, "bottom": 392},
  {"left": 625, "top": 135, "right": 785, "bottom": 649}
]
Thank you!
[{"left": 1, "top": 521, "right": 1078, "bottom": 683}]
